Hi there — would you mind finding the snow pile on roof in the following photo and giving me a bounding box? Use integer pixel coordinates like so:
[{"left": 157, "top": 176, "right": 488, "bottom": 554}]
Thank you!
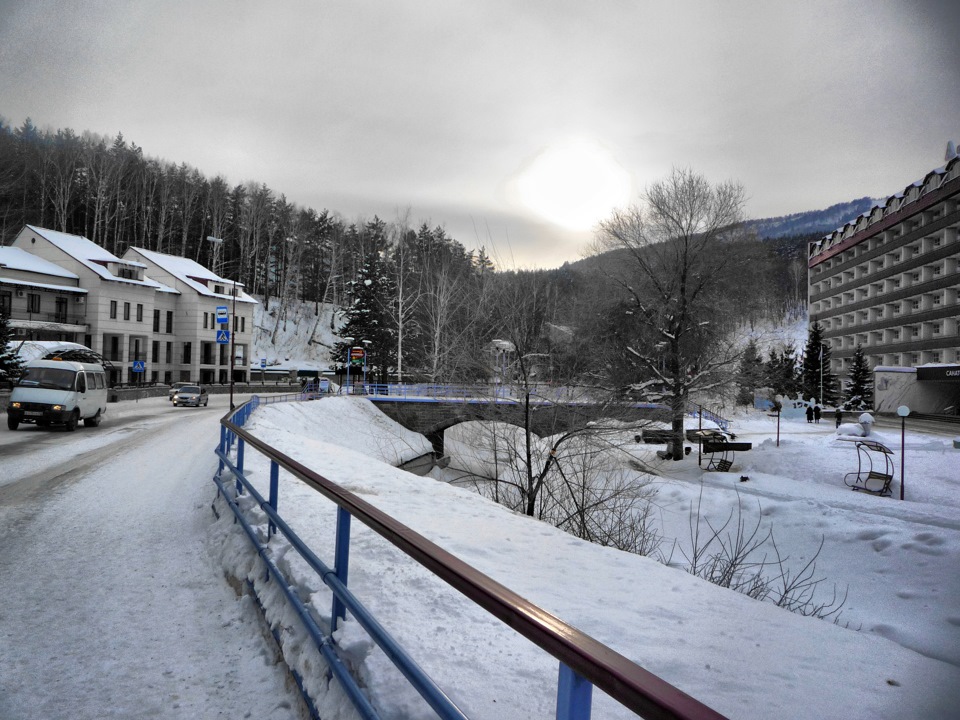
[
  {"left": 6, "top": 340, "right": 91, "bottom": 363},
  {"left": 0, "top": 246, "right": 79, "bottom": 279},
  {"left": 130, "top": 247, "right": 257, "bottom": 304},
  {"left": 28, "top": 226, "right": 153, "bottom": 287}
]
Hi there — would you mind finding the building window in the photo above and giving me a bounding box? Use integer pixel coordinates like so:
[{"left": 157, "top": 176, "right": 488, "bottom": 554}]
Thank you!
[
  {"left": 123, "top": 302, "right": 130, "bottom": 321},
  {"left": 0, "top": 292, "right": 10, "bottom": 314},
  {"left": 153, "top": 309, "right": 160, "bottom": 332},
  {"left": 241, "top": 316, "right": 245, "bottom": 333},
  {"left": 27, "top": 293, "right": 41, "bottom": 313},
  {"left": 182, "top": 342, "right": 192, "bottom": 364},
  {"left": 151, "top": 341, "right": 160, "bottom": 363},
  {"left": 203, "top": 312, "right": 208, "bottom": 330},
  {"left": 110, "top": 300, "right": 118, "bottom": 319},
  {"left": 166, "top": 311, "right": 173, "bottom": 334},
  {"left": 136, "top": 304, "right": 143, "bottom": 322},
  {"left": 165, "top": 342, "right": 172, "bottom": 364}
]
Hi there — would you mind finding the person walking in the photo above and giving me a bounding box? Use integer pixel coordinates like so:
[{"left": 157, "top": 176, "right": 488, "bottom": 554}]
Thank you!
[
  {"left": 806, "top": 405, "right": 814, "bottom": 423},
  {"left": 814, "top": 405, "right": 822, "bottom": 424},
  {"left": 835, "top": 408, "right": 843, "bottom": 428}
]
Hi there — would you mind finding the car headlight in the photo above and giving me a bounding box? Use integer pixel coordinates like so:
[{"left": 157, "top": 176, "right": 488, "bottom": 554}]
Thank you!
[
  {"left": 52, "top": 405, "right": 63, "bottom": 411},
  {"left": 11, "top": 402, "right": 20, "bottom": 409}
]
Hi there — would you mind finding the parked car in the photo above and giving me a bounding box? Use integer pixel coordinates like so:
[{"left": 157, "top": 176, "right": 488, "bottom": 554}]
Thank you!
[
  {"left": 172, "top": 385, "right": 208, "bottom": 407},
  {"left": 168, "top": 381, "right": 193, "bottom": 401}
]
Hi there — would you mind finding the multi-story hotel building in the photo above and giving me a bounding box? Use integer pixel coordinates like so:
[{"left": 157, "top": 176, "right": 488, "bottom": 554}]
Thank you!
[{"left": 808, "top": 152, "right": 960, "bottom": 372}]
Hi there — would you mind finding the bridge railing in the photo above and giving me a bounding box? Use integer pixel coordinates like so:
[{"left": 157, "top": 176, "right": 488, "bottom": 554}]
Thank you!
[{"left": 214, "top": 395, "right": 728, "bottom": 720}]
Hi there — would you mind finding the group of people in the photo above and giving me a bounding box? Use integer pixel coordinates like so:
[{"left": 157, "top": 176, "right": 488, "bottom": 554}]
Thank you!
[{"left": 806, "top": 404, "right": 845, "bottom": 428}]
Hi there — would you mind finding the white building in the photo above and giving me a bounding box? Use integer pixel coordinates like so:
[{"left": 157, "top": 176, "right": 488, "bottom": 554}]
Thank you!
[
  {"left": 0, "top": 245, "right": 88, "bottom": 342},
  {"left": 808, "top": 153, "right": 960, "bottom": 372},
  {"left": 9, "top": 225, "right": 257, "bottom": 385},
  {"left": 123, "top": 246, "right": 256, "bottom": 385}
]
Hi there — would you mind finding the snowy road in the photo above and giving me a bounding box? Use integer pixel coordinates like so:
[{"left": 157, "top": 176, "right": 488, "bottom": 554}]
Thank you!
[{"left": 0, "top": 397, "right": 304, "bottom": 720}]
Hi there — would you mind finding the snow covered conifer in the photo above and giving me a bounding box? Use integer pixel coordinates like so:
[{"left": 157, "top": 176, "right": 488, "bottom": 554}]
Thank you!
[
  {"left": 0, "top": 308, "right": 23, "bottom": 382},
  {"left": 842, "top": 344, "right": 873, "bottom": 410}
]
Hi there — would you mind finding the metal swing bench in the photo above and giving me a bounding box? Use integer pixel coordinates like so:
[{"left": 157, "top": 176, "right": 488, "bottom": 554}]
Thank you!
[{"left": 842, "top": 439, "right": 895, "bottom": 497}]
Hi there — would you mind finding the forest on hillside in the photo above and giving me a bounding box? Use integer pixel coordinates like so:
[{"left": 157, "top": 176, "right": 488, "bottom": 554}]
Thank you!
[{"left": 1, "top": 117, "right": 822, "bottom": 394}]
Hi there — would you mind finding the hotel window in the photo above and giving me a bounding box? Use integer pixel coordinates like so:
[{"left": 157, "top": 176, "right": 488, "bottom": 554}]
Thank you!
[
  {"left": 153, "top": 309, "right": 160, "bottom": 332},
  {"left": 136, "top": 303, "right": 143, "bottom": 322},
  {"left": 151, "top": 341, "right": 160, "bottom": 362},
  {"left": 241, "top": 316, "right": 245, "bottom": 333},
  {"left": 166, "top": 311, "right": 173, "bottom": 334},
  {"left": 912, "top": 300, "right": 921, "bottom": 310},
  {"left": 933, "top": 294, "right": 942, "bottom": 306},
  {"left": 28, "top": 293, "right": 41, "bottom": 313},
  {"left": 110, "top": 300, "right": 117, "bottom": 319},
  {"left": 123, "top": 302, "right": 130, "bottom": 321},
  {"left": 933, "top": 264, "right": 942, "bottom": 276},
  {"left": 203, "top": 312, "right": 208, "bottom": 330}
]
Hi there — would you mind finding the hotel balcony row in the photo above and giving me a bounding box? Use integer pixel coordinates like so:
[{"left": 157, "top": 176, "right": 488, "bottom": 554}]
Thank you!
[{"left": 810, "top": 237, "right": 959, "bottom": 302}]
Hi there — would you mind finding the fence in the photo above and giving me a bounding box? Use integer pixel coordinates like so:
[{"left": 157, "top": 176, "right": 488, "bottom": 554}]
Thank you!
[{"left": 214, "top": 394, "right": 728, "bottom": 720}]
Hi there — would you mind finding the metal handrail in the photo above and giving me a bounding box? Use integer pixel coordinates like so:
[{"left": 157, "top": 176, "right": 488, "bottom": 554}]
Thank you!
[{"left": 218, "top": 398, "right": 727, "bottom": 720}]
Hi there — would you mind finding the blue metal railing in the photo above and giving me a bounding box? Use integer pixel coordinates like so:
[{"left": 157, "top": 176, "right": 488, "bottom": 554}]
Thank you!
[
  {"left": 214, "top": 394, "right": 728, "bottom": 720},
  {"left": 688, "top": 404, "right": 730, "bottom": 432}
]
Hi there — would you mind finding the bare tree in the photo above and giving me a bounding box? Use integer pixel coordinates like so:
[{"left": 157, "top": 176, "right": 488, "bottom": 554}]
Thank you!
[{"left": 595, "top": 167, "right": 747, "bottom": 459}]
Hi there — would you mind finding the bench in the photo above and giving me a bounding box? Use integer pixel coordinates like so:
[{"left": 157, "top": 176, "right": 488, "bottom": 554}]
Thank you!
[
  {"left": 842, "top": 440, "right": 895, "bottom": 497},
  {"left": 701, "top": 441, "right": 752, "bottom": 472}
]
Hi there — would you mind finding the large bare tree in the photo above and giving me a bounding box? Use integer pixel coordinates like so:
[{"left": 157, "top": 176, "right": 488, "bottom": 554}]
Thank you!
[{"left": 595, "top": 167, "right": 747, "bottom": 459}]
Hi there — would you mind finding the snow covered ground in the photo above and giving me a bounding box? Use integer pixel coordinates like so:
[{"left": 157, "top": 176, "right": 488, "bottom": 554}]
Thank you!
[{"left": 219, "top": 396, "right": 960, "bottom": 720}]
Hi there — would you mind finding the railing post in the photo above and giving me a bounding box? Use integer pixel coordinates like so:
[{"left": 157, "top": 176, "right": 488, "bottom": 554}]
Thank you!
[
  {"left": 331, "top": 507, "right": 351, "bottom": 629},
  {"left": 556, "top": 663, "right": 592, "bottom": 720},
  {"left": 219, "top": 425, "right": 227, "bottom": 473},
  {"left": 236, "top": 438, "right": 245, "bottom": 495},
  {"left": 268, "top": 460, "right": 279, "bottom": 538}
]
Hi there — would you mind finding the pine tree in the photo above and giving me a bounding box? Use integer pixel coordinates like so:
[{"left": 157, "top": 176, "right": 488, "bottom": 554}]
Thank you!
[
  {"left": 735, "top": 339, "right": 765, "bottom": 406},
  {"left": 801, "top": 322, "right": 838, "bottom": 404},
  {"left": 765, "top": 346, "right": 800, "bottom": 399},
  {"left": 843, "top": 344, "right": 873, "bottom": 410},
  {"left": 0, "top": 307, "right": 23, "bottom": 382},
  {"left": 332, "top": 251, "right": 397, "bottom": 384}
]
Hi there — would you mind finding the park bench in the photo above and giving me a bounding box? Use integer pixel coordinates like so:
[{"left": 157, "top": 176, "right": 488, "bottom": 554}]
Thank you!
[
  {"left": 700, "top": 439, "right": 753, "bottom": 471},
  {"left": 842, "top": 439, "right": 895, "bottom": 497}
]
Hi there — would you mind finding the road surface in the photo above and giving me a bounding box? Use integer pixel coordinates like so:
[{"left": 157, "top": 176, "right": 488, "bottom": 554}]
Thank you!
[{"left": 0, "top": 396, "right": 306, "bottom": 719}]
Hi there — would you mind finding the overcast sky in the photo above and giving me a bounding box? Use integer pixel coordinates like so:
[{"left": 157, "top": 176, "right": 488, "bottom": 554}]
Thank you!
[{"left": 1, "top": 0, "right": 958, "bottom": 268}]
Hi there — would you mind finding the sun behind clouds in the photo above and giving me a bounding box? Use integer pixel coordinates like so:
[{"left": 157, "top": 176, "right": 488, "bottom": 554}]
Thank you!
[{"left": 512, "top": 139, "right": 632, "bottom": 231}]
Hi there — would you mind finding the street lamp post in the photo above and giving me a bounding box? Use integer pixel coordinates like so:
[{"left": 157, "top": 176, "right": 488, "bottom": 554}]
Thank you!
[
  {"left": 343, "top": 337, "right": 354, "bottom": 394},
  {"left": 229, "top": 280, "right": 238, "bottom": 410},
  {"left": 897, "top": 405, "right": 910, "bottom": 500}
]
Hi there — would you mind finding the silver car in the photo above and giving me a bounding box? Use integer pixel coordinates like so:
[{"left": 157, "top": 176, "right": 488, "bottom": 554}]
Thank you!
[
  {"left": 172, "top": 385, "right": 208, "bottom": 407},
  {"left": 168, "top": 381, "right": 193, "bottom": 401}
]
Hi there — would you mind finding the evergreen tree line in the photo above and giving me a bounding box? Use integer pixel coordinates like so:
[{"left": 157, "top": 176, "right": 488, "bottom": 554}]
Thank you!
[
  {"left": 736, "top": 322, "right": 873, "bottom": 410},
  {"left": 0, "top": 117, "right": 495, "bottom": 316}
]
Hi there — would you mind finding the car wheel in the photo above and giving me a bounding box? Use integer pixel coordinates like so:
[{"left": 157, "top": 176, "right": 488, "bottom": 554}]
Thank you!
[
  {"left": 83, "top": 410, "right": 102, "bottom": 428},
  {"left": 64, "top": 411, "right": 79, "bottom": 432},
  {"left": 7, "top": 416, "right": 18, "bottom": 431}
]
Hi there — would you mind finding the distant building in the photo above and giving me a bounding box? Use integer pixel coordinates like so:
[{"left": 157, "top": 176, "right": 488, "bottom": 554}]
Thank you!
[
  {"left": 807, "top": 150, "right": 960, "bottom": 414},
  {"left": 9, "top": 225, "right": 257, "bottom": 385},
  {"left": 808, "top": 153, "right": 960, "bottom": 371},
  {"left": 0, "top": 245, "right": 87, "bottom": 342}
]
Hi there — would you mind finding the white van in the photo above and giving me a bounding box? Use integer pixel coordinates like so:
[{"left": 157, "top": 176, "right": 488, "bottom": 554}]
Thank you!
[{"left": 6, "top": 359, "right": 108, "bottom": 431}]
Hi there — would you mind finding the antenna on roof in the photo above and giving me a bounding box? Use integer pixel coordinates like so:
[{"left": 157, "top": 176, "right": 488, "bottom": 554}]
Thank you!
[{"left": 946, "top": 141, "right": 957, "bottom": 161}]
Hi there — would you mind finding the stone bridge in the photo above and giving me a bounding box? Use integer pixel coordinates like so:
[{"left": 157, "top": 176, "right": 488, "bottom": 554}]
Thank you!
[{"left": 368, "top": 397, "right": 670, "bottom": 455}]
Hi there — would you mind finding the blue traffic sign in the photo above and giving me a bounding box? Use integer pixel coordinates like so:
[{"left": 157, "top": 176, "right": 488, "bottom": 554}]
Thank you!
[
  {"left": 131, "top": 360, "right": 145, "bottom": 373},
  {"left": 216, "top": 329, "right": 230, "bottom": 344},
  {"left": 260, "top": 358, "right": 266, "bottom": 368},
  {"left": 216, "top": 305, "right": 229, "bottom": 323}
]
